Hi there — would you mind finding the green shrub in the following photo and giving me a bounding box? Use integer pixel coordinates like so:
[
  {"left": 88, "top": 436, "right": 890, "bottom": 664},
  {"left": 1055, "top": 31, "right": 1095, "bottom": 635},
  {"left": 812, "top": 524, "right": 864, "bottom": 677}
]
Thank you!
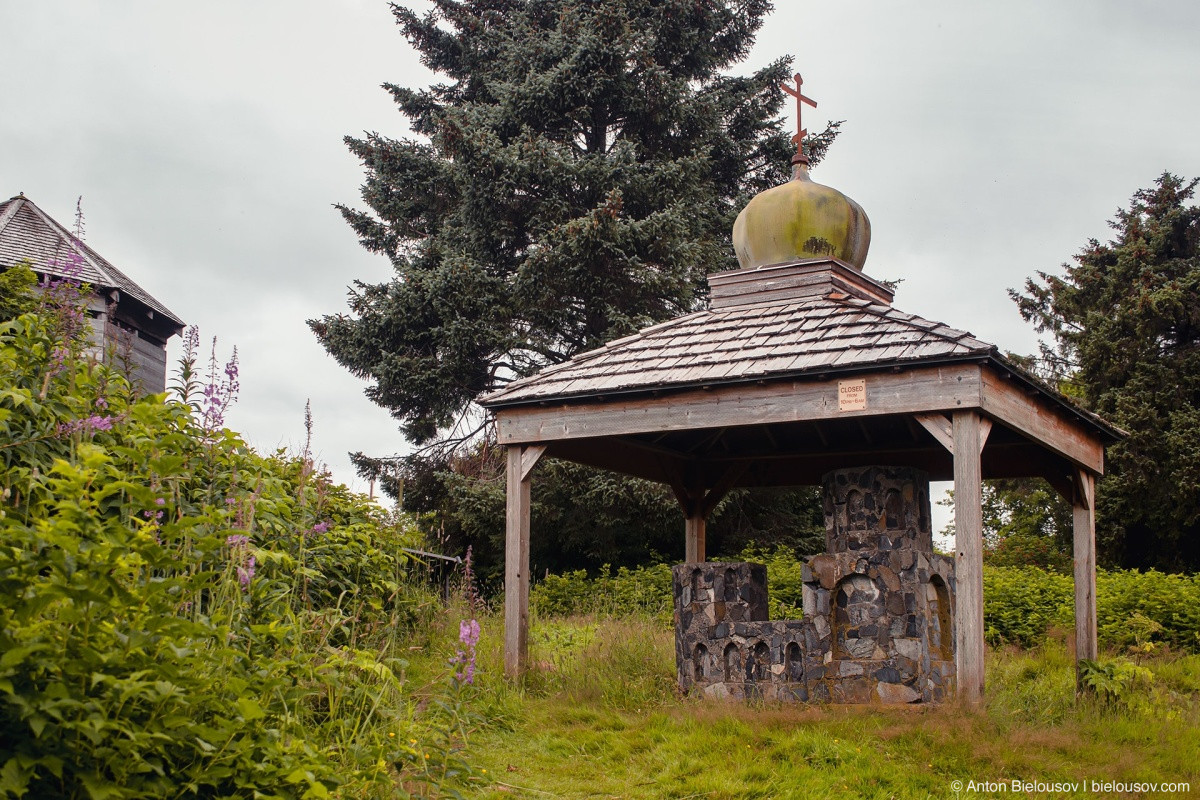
[
  {"left": 984, "top": 565, "right": 1200, "bottom": 653},
  {"left": 0, "top": 443, "right": 349, "bottom": 796},
  {"left": 531, "top": 564, "right": 673, "bottom": 620},
  {"left": 982, "top": 566, "right": 1074, "bottom": 647},
  {"left": 1096, "top": 569, "right": 1200, "bottom": 653},
  {"left": 0, "top": 307, "right": 472, "bottom": 797},
  {"left": 1078, "top": 657, "right": 1156, "bottom": 709}
]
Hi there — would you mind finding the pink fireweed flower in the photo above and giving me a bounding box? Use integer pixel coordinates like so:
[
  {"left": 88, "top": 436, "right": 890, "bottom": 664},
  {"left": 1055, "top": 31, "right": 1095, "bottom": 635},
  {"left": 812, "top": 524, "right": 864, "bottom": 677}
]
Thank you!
[
  {"left": 451, "top": 618, "right": 481, "bottom": 684},
  {"left": 226, "top": 534, "right": 250, "bottom": 549},
  {"left": 57, "top": 414, "right": 117, "bottom": 435},
  {"left": 459, "top": 619, "right": 481, "bottom": 649},
  {"left": 237, "top": 556, "right": 256, "bottom": 591}
]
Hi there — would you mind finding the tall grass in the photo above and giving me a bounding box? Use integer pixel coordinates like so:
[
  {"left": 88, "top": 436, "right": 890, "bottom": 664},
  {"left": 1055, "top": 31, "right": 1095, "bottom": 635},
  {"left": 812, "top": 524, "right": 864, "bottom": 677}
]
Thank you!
[{"left": 451, "top": 614, "right": 1200, "bottom": 799}]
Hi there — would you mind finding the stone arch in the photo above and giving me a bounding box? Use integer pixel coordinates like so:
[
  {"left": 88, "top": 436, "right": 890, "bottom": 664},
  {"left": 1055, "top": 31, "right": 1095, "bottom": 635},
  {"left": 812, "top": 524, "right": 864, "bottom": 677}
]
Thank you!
[
  {"left": 747, "top": 641, "right": 770, "bottom": 683},
  {"left": 723, "top": 642, "right": 739, "bottom": 682},
  {"left": 785, "top": 642, "right": 804, "bottom": 682},
  {"left": 690, "top": 567, "right": 703, "bottom": 605},
  {"left": 846, "top": 489, "right": 865, "bottom": 529},
  {"left": 693, "top": 643, "right": 709, "bottom": 682},
  {"left": 927, "top": 575, "right": 953, "bottom": 661},
  {"left": 884, "top": 488, "right": 904, "bottom": 530},
  {"left": 833, "top": 574, "right": 881, "bottom": 660},
  {"left": 722, "top": 567, "right": 739, "bottom": 602}
]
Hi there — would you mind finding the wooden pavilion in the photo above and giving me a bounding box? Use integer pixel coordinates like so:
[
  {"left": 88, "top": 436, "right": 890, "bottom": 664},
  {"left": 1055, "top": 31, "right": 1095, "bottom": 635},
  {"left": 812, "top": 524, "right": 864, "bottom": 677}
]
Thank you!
[{"left": 478, "top": 79, "right": 1122, "bottom": 704}]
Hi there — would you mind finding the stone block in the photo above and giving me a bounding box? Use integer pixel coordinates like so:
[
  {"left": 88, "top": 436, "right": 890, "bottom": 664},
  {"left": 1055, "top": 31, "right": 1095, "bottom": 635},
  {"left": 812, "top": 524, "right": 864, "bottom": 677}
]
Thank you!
[
  {"left": 877, "top": 565, "right": 900, "bottom": 591},
  {"left": 876, "top": 682, "right": 921, "bottom": 704},
  {"left": 894, "top": 637, "right": 922, "bottom": 661},
  {"left": 808, "top": 554, "right": 839, "bottom": 590}
]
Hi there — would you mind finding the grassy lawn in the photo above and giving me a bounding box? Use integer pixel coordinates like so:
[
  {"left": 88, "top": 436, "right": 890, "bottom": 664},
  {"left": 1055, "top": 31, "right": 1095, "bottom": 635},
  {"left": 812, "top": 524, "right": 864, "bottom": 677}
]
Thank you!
[{"left": 422, "top": 615, "right": 1200, "bottom": 799}]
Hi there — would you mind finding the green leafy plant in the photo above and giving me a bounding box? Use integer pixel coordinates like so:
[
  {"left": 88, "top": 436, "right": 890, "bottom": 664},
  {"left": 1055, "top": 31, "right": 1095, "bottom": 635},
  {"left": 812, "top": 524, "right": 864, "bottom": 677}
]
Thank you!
[
  {"left": 0, "top": 293, "right": 479, "bottom": 797},
  {"left": 1078, "top": 657, "right": 1156, "bottom": 709}
]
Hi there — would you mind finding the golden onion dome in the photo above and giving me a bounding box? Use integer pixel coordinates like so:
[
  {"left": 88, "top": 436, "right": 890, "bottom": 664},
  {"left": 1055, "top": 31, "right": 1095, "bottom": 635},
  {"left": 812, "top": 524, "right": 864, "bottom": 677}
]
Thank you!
[{"left": 732, "top": 74, "right": 871, "bottom": 271}]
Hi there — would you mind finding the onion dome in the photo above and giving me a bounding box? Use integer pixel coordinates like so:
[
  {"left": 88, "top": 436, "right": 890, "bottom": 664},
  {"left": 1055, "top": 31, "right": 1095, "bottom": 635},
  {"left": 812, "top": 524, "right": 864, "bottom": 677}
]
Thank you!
[{"left": 732, "top": 75, "right": 872, "bottom": 271}]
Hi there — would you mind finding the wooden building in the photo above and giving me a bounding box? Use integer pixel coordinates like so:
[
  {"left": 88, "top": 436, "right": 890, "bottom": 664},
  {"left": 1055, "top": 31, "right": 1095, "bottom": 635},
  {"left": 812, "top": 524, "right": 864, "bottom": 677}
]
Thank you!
[
  {"left": 478, "top": 79, "right": 1122, "bottom": 703},
  {"left": 0, "top": 194, "right": 185, "bottom": 393}
]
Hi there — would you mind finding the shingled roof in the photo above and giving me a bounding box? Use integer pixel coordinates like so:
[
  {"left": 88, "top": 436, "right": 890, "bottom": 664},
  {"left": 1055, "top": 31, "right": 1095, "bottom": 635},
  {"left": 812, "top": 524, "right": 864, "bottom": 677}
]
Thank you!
[
  {"left": 481, "top": 259, "right": 997, "bottom": 408},
  {"left": 0, "top": 194, "right": 184, "bottom": 329}
]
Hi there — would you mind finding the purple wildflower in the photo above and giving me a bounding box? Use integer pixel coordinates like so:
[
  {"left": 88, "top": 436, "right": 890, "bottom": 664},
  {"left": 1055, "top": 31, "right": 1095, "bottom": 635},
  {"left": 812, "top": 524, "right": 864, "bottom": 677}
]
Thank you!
[
  {"left": 451, "top": 618, "right": 481, "bottom": 685},
  {"left": 57, "top": 414, "right": 117, "bottom": 435},
  {"left": 237, "top": 556, "right": 256, "bottom": 591},
  {"left": 309, "top": 520, "right": 331, "bottom": 536},
  {"left": 182, "top": 326, "right": 199, "bottom": 357},
  {"left": 199, "top": 338, "right": 240, "bottom": 433},
  {"left": 459, "top": 618, "right": 480, "bottom": 649},
  {"left": 226, "top": 534, "right": 250, "bottom": 549},
  {"left": 154, "top": 497, "right": 165, "bottom": 507}
]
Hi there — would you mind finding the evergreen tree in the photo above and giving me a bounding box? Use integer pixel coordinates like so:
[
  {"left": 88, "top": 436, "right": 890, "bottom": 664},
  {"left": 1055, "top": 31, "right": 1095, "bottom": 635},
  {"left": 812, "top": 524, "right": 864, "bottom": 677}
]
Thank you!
[
  {"left": 311, "top": 0, "right": 836, "bottom": 449},
  {"left": 311, "top": 0, "right": 837, "bottom": 570},
  {"left": 1013, "top": 173, "right": 1200, "bottom": 571}
]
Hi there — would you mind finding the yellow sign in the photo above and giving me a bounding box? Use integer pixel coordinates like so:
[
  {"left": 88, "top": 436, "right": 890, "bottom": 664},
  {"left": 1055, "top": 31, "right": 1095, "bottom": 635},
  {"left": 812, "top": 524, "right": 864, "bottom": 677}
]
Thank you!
[{"left": 838, "top": 379, "right": 866, "bottom": 412}]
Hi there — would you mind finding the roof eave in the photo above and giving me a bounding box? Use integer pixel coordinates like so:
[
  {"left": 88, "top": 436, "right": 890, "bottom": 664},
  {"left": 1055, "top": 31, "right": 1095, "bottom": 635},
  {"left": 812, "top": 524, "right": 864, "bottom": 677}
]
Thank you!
[
  {"left": 480, "top": 350, "right": 1126, "bottom": 444},
  {"left": 480, "top": 351, "right": 996, "bottom": 410}
]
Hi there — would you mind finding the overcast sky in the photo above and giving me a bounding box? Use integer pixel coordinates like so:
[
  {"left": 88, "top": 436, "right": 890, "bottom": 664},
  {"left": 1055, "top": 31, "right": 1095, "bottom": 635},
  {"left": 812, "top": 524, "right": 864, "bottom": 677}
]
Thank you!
[{"left": 3, "top": 1, "right": 1198, "bottom": 518}]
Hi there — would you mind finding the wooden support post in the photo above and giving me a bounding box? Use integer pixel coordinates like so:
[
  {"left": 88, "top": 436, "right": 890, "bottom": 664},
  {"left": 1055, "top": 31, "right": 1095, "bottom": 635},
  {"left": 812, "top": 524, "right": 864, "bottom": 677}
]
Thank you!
[
  {"left": 1073, "top": 469, "right": 1098, "bottom": 692},
  {"left": 685, "top": 514, "right": 706, "bottom": 563},
  {"left": 953, "top": 410, "right": 986, "bottom": 705},
  {"left": 504, "top": 444, "right": 544, "bottom": 680},
  {"left": 669, "top": 461, "right": 746, "bottom": 564}
]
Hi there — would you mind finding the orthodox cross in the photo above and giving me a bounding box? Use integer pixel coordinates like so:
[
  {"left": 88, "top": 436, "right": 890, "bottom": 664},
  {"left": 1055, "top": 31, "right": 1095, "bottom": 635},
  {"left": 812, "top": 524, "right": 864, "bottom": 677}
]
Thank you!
[{"left": 781, "top": 73, "right": 817, "bottom": 158}]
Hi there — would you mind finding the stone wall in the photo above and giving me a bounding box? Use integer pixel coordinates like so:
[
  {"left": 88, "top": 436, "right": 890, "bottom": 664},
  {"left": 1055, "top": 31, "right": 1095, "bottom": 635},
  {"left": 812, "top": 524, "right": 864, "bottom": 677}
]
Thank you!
[{"left": 672, "top": 466, "right": 956, "bottom": 704}]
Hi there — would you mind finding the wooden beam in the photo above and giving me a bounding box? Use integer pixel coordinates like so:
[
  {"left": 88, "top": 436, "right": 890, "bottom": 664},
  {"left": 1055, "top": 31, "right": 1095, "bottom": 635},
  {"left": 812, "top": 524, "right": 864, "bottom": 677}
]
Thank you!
[
  {"left": 504, "top": 446, "right": 533, "bottom": 680},
  {"left": 918, "top": 412, "right": 992, "bottom": 456},
  {"left": 496, "top": 363, "right": 983, "bottom": 445},
  {"left": 685, "top": 514, "right": 706, "bottom": 563},
  {"left": 670, "top": 461, "right": 749, "bottom": 563},
  {"left": 544, "top": 437, "right": 686, "bottom": 485},
  {"left": 980, "top": 369, "right": 1104, "bottom": 473},
  {"left": 953, "top": 410, "right": 986, "bottom": 706},
  {"left": 699, "top": 461, "right": 751, "bottom": 517},
  {"left": 1073, "top": 468, "right": 1098, "bottom": 693},
  {"left": 915, "top": 412, "right": 954, "bottom": 453},
  {"left": 520, "top": 445, "right": 546, "bottom": 481}
]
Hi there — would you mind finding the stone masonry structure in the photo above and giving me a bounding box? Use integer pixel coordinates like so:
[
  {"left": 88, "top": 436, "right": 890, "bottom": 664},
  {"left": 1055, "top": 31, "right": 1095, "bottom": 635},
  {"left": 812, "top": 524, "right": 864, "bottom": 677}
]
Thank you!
[{"left": 673, "top": 466, "right": 956, "bottom": 703}]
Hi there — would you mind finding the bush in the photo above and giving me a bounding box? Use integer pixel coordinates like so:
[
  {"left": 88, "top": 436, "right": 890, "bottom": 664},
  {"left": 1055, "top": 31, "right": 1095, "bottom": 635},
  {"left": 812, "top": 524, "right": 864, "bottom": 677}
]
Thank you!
[
  {"left": 1096, "top": 569, "right": 1200, "bottom": 653},
  {"left": 532, "top": 564, "right": 673, "bottom": 620},
  {"left": 984, "top": 565, "right": 1200, "bottom": 653},
  {"left": 982, "top": 566, "right": 1073, "bottom": 647},
  {"left": 0, "top": 306, "right": 471, "bottom": 797}
]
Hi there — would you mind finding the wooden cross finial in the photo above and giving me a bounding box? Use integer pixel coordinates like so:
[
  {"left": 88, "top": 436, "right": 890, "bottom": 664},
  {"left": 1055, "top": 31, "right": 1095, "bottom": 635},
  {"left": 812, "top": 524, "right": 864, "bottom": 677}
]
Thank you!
[{"left": 781, "top": 73, "right": 817, "bottom": 163}]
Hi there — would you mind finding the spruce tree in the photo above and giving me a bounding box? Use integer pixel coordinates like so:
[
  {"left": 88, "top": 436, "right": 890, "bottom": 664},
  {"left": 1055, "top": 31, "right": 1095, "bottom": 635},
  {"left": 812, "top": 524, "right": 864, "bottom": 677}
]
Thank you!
[
  {"left": 312, "top": 0, "right": 839, "bottom": 574},
  {"left": 1013, "top": 173, "right": 1200, "bottom": 571},
  {"left": 312, "top": 0, "right": 836, "bottom": 447}
]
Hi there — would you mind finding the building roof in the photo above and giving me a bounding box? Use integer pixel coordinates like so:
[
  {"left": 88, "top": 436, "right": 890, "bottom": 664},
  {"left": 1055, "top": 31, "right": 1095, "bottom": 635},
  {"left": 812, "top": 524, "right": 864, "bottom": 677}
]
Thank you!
[
  {"left": 480, "top": 258, "right": 1123, "bottom": 443},
  {"left": 482, "top": 260, "right": 995, "bottom": 408},
  {"left": 0, "top": 194, "right": 185, "bottom": 329}
]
